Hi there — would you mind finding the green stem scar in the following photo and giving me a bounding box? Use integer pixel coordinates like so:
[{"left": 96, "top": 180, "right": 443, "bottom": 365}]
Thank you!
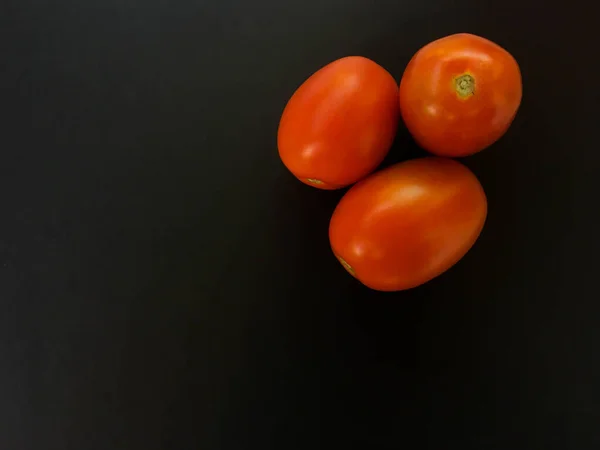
[
  {"left": 306, "top": 178, "right": 324, "bottom": 185},
  {"left": 455, "top": 74, "right": 475, "bottom": 97},
  {"left": 338, "top": 256, "right": 355, "bottom": 276}
]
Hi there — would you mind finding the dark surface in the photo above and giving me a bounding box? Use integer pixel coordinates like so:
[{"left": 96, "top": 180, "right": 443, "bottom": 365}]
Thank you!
[{"left": 2, "top": 0, "right": 599, "bottom": 448}]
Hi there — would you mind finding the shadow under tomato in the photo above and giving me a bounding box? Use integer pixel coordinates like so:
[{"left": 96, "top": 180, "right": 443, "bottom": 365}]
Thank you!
[{"left": 378, "top": 121, "right": 428, "bottom": 170}]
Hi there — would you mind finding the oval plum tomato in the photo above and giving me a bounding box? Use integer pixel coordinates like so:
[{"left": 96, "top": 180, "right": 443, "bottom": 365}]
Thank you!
[
  {"left": 329, "top": 157, "right": 487, "bottom": 291},
  {"left": 399, "top": 33, "right": 522, "bottom": 157},
  {"left": 278, "top": 57, "right": 399, "bottom": 189}
]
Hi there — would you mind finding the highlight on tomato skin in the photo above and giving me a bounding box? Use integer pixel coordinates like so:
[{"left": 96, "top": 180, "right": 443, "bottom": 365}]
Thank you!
[
  {"left": 399, "top": 33, "right": 522, "bottom": 157},
  {"left": 329, "top": 157, "right": 488, "bottom": 292},
  {"left": 278, "top": 56, "right": 400, "bottom": 189}
]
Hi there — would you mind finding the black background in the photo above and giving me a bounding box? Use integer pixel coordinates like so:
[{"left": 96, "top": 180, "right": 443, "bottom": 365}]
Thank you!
[{"left": 2, "top": 0, "right": 599, "bottom": 448}]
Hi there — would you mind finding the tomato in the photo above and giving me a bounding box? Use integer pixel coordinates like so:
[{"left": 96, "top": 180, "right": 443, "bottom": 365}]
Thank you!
[
  {"left": 399, "top": 33, "right": 522, "bottom": 157},
  {"left": 329, "top": 158, "right": 487, "bottom": 291},
  {"left": 278, "top": 57, "right": 399, "bottom": 189}
]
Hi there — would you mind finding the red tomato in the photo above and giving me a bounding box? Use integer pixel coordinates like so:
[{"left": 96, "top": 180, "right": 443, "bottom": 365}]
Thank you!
[
  {"left": 399, "top": 33, "right": 522, "bottom": 157},
  {"left": 329, "top": 158, "right": 487, "bottom": 291},
  {"left": 278, "top": 57, "right": 399, "bottom": 189}
]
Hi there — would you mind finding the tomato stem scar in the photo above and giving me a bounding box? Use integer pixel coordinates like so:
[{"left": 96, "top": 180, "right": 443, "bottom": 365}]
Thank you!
[
  {"left": 306, "top": 178, "right": 324, "bottom": 185},
  {"left": 337, "top": 256, "right": 355, "bottom": 276},
  {"left": 454, "top": 74, "right": 475, "bottom": 97}
]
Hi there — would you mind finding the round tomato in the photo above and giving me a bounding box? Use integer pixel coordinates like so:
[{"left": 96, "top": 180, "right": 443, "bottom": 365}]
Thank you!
[
  {"left": 278, "top": 57, "right": 399, "bottom": 189},
  {"left": 329, "top": 158, "right": 487, "bottom": 291},
  {"left": 399, "top": 33, "right": 522, "bottom": 157}
]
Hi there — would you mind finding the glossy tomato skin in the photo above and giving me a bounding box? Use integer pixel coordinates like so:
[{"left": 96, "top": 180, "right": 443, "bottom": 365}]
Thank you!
[
  {"left": 278, "top": 57, "right": 399, "bottom": 189},
  {"left": 399, "top": 33, "right": 522, "bottom": 157},
  {"left": 329, "top": 158, "right": 487, "bottom": 291}
]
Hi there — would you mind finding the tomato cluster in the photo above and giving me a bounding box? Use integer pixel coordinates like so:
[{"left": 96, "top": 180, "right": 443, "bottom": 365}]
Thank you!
[{"left": 277, "top": 33, "right": 522, "bottom": 291}]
